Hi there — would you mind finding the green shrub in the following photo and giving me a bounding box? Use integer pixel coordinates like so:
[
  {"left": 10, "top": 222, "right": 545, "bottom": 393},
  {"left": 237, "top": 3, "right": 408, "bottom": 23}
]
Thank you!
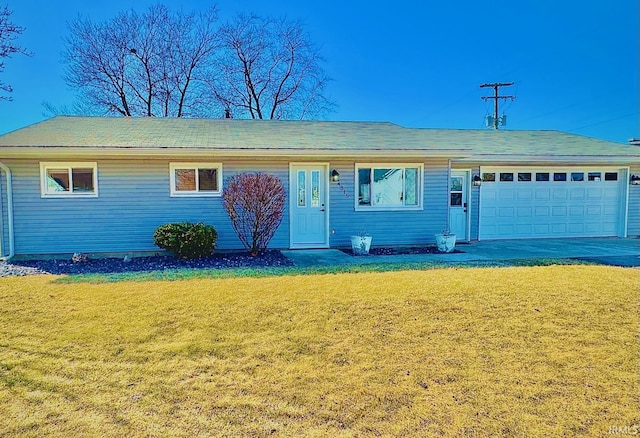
[{"left": 153, "top": 222, "right": 217, "bottom": 259}]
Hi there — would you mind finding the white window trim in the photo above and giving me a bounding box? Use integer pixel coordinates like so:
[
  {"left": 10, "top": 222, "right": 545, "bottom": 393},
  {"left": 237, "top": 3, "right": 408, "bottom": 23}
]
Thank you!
[
  {"left": 169, "top": 162, "right": 223, "bottom": 197},
  {"left": 40, "top": 162, "right": 98, "bottom": 198},
  {"left": 354, "top": 163, "right": 424, "bottom": 211}
]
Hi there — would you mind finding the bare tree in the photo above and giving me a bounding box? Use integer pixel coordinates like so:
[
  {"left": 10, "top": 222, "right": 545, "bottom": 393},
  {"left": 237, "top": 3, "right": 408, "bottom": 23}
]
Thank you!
[
  {"left": 63, "top": 4, "right": 220, "bottom": 117},
  {"left": 213, "top": 14, "right": 334, "bottom": 120},
  {"left": 222, "top": 173, "right": 286, "bottom": 255},
  {"left": 0, "top": 4, "right": 30, "bottom": 100}
]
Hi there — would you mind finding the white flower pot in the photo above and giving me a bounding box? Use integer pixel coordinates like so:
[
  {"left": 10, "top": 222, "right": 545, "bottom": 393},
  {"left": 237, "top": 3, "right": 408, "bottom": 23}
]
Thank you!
[
  {"left": 350, "top": 235, "right": 372, "bottom": 255},
  {"left": 435, "top": 233, "right": 456, "bottom": 253}
]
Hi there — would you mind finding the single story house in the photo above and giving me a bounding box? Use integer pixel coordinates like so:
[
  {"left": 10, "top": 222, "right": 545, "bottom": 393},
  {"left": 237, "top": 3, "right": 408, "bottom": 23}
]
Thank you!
[{"left": 0, "top": 116, "right": 638, "bottom": 258}]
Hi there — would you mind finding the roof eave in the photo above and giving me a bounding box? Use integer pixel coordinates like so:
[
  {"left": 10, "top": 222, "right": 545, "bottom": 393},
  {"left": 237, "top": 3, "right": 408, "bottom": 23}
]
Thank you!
[
  {"left": 0, "top": 146, "right": 470, "bottom": 160},
  {"left": 457, "top": 154, "right": 640, "bottom": 164}
]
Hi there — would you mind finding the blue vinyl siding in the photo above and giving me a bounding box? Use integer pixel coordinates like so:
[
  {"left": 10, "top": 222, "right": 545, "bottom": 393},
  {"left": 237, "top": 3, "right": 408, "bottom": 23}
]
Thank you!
[
  {"left": 4, "top": 158, "right": 449, "bottom": 255},
  {"left": 628, "top": 165, "right": 640, "bottom": 237},
  {"left": 328, "top": 159, "right": 449, "bottom": 247},
  {"left": 6, "top": 159, "right": 290, "bottom": 255}
]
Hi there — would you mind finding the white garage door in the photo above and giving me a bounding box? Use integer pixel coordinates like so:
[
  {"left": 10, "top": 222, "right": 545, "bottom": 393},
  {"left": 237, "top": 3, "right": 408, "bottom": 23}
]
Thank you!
[{"left": 479, "top": 167, "right": 625, "bottom": 239}]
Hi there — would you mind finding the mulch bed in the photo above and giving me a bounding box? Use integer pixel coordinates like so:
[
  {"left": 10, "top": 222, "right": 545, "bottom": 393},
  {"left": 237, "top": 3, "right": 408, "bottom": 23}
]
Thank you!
[
  {"left": 7, "top": 250, "right": 293, "bottom": 276},
  {"left": 341, "top": 246, "right": 463, "bottom": 256}
]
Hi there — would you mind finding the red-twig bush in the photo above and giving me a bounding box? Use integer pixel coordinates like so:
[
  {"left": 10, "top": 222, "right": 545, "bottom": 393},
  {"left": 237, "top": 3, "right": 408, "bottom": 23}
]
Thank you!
[{"left": 222, "top": 173, "right": 286, "bottom": 255}]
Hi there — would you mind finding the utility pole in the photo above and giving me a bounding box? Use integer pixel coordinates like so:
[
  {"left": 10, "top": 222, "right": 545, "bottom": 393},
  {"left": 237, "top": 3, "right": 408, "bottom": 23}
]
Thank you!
[{"left": 480, "top": 82, "right": 515, "bottom": 129}]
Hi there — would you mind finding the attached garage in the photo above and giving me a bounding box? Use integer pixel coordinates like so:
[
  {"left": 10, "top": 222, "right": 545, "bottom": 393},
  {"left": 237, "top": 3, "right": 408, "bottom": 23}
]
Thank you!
[{"left": 479, "top": 167, "right": 628, "bottom": 240}]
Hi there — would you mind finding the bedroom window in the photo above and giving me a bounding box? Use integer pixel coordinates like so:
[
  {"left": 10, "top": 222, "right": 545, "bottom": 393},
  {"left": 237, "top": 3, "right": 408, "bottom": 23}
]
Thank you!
[
  {"left": 355, "top": 164, "right": 423, "bottom": 210},
  {"left": 170, "top": 163, "right": 222, "bottom": 197},
  {"left": 40, "top": 162, "right": 98, "bottom": 197}
]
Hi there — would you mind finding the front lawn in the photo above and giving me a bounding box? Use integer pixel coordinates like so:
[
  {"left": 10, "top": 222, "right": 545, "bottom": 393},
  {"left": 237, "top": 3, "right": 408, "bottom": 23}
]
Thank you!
[{"left": 0, "top": 265, "right": 637, "bottom": 436}]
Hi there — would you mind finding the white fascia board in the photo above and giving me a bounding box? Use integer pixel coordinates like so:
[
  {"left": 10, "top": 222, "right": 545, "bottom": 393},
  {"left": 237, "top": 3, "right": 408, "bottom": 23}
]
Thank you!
[
  {"left": 456, "top": 154, "right": 640, "bottom": 165},
  {"left": 0, "top": 147, "right": 471, "bottom": 160}
]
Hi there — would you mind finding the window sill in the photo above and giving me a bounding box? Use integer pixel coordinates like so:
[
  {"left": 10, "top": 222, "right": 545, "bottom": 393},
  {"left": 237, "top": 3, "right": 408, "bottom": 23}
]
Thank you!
[
  {"left": 170, "top": 192, "right": 222, "bottom": 198},
  {"left": 355, "top": 206, "right": 423, "bottom": 212}
]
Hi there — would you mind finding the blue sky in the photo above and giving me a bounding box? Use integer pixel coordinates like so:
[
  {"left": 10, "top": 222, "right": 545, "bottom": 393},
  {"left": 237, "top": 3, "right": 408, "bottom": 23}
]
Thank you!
[{"left": 1, "top": 0, "right": 637, "bottom": 143}]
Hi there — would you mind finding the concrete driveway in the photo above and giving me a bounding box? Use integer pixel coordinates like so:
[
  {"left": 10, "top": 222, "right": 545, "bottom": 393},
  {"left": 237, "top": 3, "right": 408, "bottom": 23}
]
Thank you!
[{"left": 282, "top": 237, "right": 640, "bottom": 268}]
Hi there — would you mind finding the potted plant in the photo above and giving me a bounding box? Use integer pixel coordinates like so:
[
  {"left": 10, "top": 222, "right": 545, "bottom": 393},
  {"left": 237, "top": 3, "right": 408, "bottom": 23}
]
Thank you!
[
  {"left": 435, "top": 227, "right": 456, "bottom": 253},
  {"left": 350, "top": 231, "right": 372, "bottom": 255}
]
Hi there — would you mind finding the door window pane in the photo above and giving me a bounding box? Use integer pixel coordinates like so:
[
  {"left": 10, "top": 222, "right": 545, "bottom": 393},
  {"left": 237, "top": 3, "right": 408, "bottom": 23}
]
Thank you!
[
  {"left": 554, "top": 173, "right": 567, "bottom": 182},
  {"left": 518, "top": 172, "right": 532, "bottom": 182},
  {"left": 482, "top": 173, "right": 495, "bottom": 182},
  {"left": 588, "top": 172, "right": 601, "bottom": 181},
  {"left": 297, "top": 171, "right": 306, "bottom": 207},
  {"left": 604, "top": 172, "right": 618, "bottom": 181},
  {"left": 571, "top": 172, "right": 584, "bottom": 182},
  {"left": 536, "top": 172, "right": 550, "bottom": 182},
  {"left": 450, "top": 177, "right": 463, "bottom": 191},
  {"left": 500, "top": 172, "right": 514, "bottom": 182},
  {"left": 311, "top": 171, "right": 320, "bottom": 207},
  {"left": 450, "top": 192, "right": 463, "bottom": 206}
]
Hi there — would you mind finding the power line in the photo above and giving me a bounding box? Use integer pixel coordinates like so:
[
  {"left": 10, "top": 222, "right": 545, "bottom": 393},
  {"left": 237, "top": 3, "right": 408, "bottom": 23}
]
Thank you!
[{"left": 480, "top": 82, "right": 515, "bottom": 129}]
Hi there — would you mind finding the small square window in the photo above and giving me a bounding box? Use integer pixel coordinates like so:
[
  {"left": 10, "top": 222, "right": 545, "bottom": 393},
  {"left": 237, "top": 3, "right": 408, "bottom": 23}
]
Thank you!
[
  {"left": 170, "top": 163, "right": 222, "bottom": 196},
  {"left": 518, "top": 172, "right": 532, "bottom": 182},
  {"left": 500, "top": 172, "right": 514, "bottom": 182},
  {"left": 554, "top": 173, "right": 567, "bottom": 182},
  {"left": 536, "top": 172, "right": 550, "bottom": 182},
  {"left": 604, "top": 172, "right": 618, "bottom": 181},
  {"left": 571, "top": 172, "right": 584, "bottom": 182},
  {"left": 482, "top": 173, "right": 495, "bottom": 182},
  {"left": 588, "top": 172, "right": 601, "bottom": 182},
  {"left": 40, "top": 162, "right": 98, "bottom": 197}
]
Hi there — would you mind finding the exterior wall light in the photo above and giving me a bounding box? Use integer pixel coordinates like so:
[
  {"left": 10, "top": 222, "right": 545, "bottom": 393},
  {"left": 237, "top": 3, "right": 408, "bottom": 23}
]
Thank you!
[
  {"left": 330, "top": 169, "right": 340, "bottom": 183},
  {"left": 631, "top": 175, "right": 640, "bottom": 185},
  {"left": 472, "top": 175, "right": 482, "bottom": 187}
]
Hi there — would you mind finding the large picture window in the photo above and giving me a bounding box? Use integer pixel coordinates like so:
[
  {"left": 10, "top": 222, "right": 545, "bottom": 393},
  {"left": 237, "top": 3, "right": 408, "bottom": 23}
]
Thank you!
[
  {"left": 40, "top": 162, "right": 98, "bottom": 197},
  {"left": 355, "top": 164, "right": 423, "bottom": 210},
  {"left": 170, "top": 163, "right": 222, "bottom": 197}
]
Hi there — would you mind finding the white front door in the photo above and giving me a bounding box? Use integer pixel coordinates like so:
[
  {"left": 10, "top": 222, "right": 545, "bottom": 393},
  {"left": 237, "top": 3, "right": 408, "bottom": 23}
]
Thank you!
[
  {"left": 290, "top": 164, "right": 329, "bottom": 248},
  {"left": 449, "top": 171, "right": 469, "bottom": 240}
]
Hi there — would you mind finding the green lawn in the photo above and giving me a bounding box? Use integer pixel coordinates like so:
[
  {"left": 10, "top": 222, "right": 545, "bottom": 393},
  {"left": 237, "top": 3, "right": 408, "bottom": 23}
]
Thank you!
[{"left": 0, "top": 265, "right": 637, "bottom": 437}]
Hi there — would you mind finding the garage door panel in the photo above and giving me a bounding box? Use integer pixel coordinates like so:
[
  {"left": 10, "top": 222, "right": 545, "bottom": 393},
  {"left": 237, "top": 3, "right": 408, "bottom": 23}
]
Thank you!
[
  {"left": 569, "top": 206, "right": 584, "bottom": 216},
  {"left": 553, "top": 189, "right": 568, "bottom": 200},
  {"left": 552, "top": 206, "right": 567, "bottom": 217},
  {"left": 587, "top": 188, "right": 602, "bottom": 198},
  {"left": 480, "top": 167, "right": 623, "bottom": 239},
  {"left": 499, "top": 190, "right": 515, "bottom": 200},
  {"left": 570, "top": 189, "right": 585, "bottom": 199},
  {"left": 517, "top": 207, "right": 532, "bottom": 217},
  {"left": 534, "top": 224, "right": 550, "bottom": 235},
  {"left": 535, "top": 189, "right": 550, "bottom": 199},
  {"left": 517, "top": 189, "right": 532, "bottom": 200},
  {"left": 535, "top": 206, "right": 549, "bottom": 216}
]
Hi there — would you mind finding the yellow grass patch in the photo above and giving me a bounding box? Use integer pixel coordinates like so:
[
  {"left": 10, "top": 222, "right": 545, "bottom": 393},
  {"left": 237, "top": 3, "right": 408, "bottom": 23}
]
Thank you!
[{"left": 0, "top": 265, "right": 637, "bottom": 436}]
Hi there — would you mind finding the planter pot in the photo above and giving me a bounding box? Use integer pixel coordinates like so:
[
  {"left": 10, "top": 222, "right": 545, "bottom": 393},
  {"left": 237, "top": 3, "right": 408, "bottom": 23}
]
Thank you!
[
  {"left": 350, "top": 235, "right": 372, "bottom": 255},
  {"left": 435, "top": 233, "right": 456, "bottom": 253}
]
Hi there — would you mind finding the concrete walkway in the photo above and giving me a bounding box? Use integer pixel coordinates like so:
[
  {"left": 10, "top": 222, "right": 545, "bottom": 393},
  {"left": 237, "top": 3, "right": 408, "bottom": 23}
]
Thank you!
[{"left": 281, "top": 237, "right": 640, "bottom": 268}]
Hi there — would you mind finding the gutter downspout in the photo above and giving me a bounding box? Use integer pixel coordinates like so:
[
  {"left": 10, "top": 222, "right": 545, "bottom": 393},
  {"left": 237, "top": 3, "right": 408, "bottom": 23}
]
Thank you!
[
  {"left": 446, "top": 159, "right": 451, "bottom": 231},
  {"left": 0, "top": 162, "right": 15, "bottom": 261}
]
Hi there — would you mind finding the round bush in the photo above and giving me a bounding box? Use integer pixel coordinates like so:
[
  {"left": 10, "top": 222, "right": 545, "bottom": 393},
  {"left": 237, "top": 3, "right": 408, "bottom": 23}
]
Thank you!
[{"left": 153, "top": 222, "right": 217, "bottom": 259}]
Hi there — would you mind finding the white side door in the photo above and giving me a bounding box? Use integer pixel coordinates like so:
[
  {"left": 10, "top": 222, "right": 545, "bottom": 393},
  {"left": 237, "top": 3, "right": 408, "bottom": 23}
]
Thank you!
[{"left": 449, "top": 171, "right": 469, "bottom": 240}]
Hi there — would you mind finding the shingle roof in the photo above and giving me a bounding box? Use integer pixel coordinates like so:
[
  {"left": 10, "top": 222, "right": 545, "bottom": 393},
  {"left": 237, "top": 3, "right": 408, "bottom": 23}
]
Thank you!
[{"left": 0, "top": 116, "right": 638, "bottom": 161}]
